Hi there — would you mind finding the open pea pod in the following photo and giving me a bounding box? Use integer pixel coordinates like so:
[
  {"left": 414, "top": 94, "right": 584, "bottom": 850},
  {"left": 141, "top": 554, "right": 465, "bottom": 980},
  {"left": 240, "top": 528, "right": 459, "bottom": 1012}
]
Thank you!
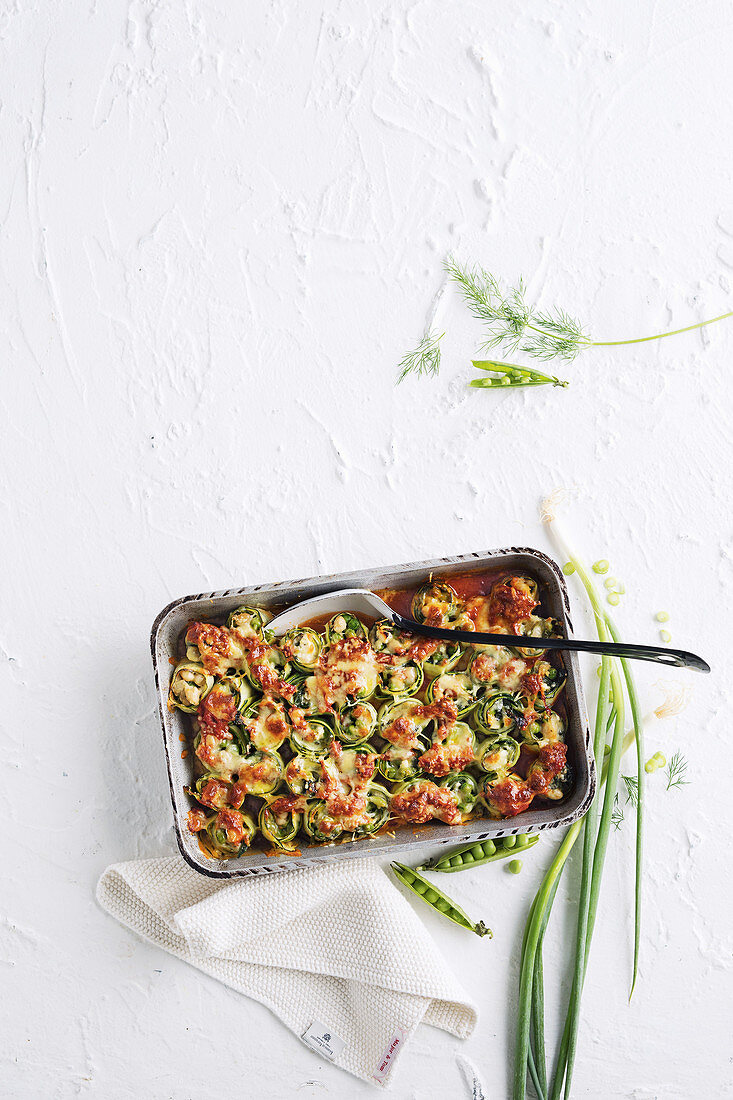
[
  {"left": 420, "top": 832, "right": 540, "bottom": 873},
  {"left": 168, "top": 661, "right": 214, "bottom": 713},
  {"left": 390, "top": 862, "right": 492, "bottom": 938},
  {"left": 258, "top": 800, "right": 302, "bottom": 851}
]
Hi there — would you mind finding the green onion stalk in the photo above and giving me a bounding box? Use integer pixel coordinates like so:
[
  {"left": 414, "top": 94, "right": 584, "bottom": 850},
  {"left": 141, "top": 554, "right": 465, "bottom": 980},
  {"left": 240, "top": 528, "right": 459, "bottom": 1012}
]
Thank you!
[{"left": 512, "top": 492, "right": 660, "bottom": 1100}]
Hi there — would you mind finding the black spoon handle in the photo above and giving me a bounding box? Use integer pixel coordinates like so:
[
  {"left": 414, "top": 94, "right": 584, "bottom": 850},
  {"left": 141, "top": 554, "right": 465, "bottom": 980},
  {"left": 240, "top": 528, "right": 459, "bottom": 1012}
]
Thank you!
[{"left": 389, "top": 613, "right": 710, "bottom": 673}]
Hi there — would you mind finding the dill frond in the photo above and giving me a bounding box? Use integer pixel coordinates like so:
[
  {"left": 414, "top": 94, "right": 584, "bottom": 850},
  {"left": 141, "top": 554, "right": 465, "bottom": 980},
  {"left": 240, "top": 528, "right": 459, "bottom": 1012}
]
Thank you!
[
  {"left": 621, "top": 774, "right": 639, "bottom": 806},
  {"left": 397, "top": 329, "right": 443, "bottom": 383},
  {"left": 665, "top": 751, "right": 690, "bottom": 791}
]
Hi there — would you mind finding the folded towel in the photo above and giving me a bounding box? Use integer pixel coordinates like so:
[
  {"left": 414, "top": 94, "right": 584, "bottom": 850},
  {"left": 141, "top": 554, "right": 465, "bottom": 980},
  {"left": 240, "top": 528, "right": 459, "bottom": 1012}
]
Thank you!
[{"left": 96, "top": 855, "right": 477, "bottom": 1087}]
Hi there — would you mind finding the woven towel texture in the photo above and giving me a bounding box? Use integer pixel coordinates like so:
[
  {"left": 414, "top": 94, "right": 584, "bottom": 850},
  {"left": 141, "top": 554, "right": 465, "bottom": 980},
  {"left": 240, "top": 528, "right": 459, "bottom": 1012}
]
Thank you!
[{"left": 96, "top": 855, "right": 477, "bottom": 1087}]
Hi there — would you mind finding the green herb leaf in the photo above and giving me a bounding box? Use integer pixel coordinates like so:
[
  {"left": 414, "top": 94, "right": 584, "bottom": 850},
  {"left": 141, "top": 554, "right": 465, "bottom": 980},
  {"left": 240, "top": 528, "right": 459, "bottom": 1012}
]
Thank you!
[
  {"left": 397, "top": 329, "right": 443, "bottom": 383},
  {"left": 665, "top": 751, "right": 690, "bottom": 791}
]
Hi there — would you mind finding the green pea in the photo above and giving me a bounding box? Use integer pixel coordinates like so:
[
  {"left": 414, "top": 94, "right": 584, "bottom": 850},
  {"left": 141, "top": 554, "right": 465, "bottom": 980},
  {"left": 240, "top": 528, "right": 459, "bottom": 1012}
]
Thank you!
[
  {"left": 449, "top": 855, "right": 463, "bottom": 867},
  {"left": 516, "top": 834, "right": 530, "bottom": 849},
  {"left": 562, "top": 562, "right": 575, "bottom": 575},
  {"left": 412, "top": 880, "right": 428, "bottom": 894},
  {"left": 424, "top": 889, "right": 439, "bottom": 904},
  {"left": 462, "top": 850, "right": 476, "bottom": 863},
  {"left": 482, "top": 840, "right": 496, "bottom": 857},
  {"left": 435, "top": 899, "right": 450, "bottom": 913},
  {"left": 503, "top": 835, "right": 517, "bottom": 849},
  {"left": 592, "top": 559, "right": 610, "bottom": 574},
  {"left": 508, "top": 859, "right": 523, "bottom": 874}
]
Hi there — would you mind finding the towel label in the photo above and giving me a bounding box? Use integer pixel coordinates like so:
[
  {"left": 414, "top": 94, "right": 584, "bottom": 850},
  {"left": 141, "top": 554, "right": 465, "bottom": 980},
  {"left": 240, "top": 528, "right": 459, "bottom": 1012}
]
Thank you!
[
  {"left": 301, "top": 1020, "right": 346, "bottom": 1062},
  {"left": 371, "top": 1026, "right": 409, "bottom": 1082}
]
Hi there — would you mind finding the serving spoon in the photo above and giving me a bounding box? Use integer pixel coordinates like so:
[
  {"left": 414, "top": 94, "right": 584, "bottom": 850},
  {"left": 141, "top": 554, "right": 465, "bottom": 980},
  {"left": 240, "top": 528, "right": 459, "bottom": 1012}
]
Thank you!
[{"left": 268, "top": 587, "right": 710, "bottom": 673}]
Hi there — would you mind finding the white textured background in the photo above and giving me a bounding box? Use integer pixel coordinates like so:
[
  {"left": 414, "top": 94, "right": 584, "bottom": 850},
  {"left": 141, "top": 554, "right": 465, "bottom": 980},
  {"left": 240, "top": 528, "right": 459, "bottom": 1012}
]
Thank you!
[{"left": 2, "top": 2, "right": 732, "bottom": 1097}]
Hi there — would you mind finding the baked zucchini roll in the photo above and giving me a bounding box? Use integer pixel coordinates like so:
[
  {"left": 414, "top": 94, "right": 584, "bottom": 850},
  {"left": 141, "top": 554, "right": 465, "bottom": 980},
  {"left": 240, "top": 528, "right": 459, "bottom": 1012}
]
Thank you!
[
  {"left": 281, "top": 626, "right": 323, "bottom": 672},
  {"left": 377, "top": 659, "right": 424, "bottom": 698},
  {"left": 474, "top": 691, "right": 524, "bottom": 736},
  {"left": 378, "top": 697, "right": 432, "bottom": 748},
  {"left": 289, "top": 715, "right": 333, "bottom": 757},
  {"left": 424, "top": 671, "right": 481, "bottom": 717},
  {"left": 244, "top": 644, "right": 293, "bottom": 696},
  {"left": 285, "top": 753, "right": 322, "bottom": 796},
  {"left": 226, "top": 605, "right": 271, "bottom": 639},
  {"left": 522, "top": 709, "right": 566, "bottom": 748},
  {"left": 514, "top": 615, "right": 562, "bottom": 658},
  {"left": 303, "top": 800, "right": 343, "bottom": 842},
  {"left": 411, "top": 580, "right": 460, "bottom": 626},
  {"left": 467, "top": 645, "right": 517, "bottom": 686},
  {"left": 168, "top": 661, "right": 214, "bottom": 713},
  {"left": 422, "top": 640, "right": 463, "bottom": 680},
  {"left": 234, "top": 750, "right": 284, "bottom": 796},
  {"left": 258, "top": 798, "right": 303, "bottom": 851},
  {"left": 377, "top": 745, "right": 423, "bottom": 783},
  {"left": 337, "top": 701, "right": 377, "bottom": 746},
  {"left": 418, "top": 721, "right": 475, "bottom": 776},
  {"left": 205, "top": 809, "right": 257, "bottom": 857},
  {"left": 475, "top": 734, "right": 521, "bottom": 778},
  {"left": 241, "top": 696, "right": 291, "bottom": 751},
  {"left": 325, "top": 613, "right": 368, "bottom": 644},
  {"left": 359, "top": 783, "right": 391, "bottom": 835},
  {"left": 438, "top": 771, "right": 479, "bottom": 815},
  {"left": 369, "top": 619, "right": 413, "bottom": 660}
]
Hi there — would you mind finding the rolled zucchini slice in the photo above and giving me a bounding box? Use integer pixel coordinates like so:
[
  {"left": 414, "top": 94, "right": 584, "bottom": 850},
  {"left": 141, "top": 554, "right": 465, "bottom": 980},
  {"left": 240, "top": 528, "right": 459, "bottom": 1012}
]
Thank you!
[
  {"left": 285, "top": 754, "right": 322, "bottom": 796},
  {"left": 203, "top": 674, "right": 256, "bottom": 721},
  {"left": 424, "top": 670, "right": 482, "bottom": 717},
  {"left": 168, "top": 661, "right": 214, "bottom": 713},
  {"left": 359, "top": 783, "right": 392, "bottom": 835},
  {"left": 226, "top": 605, "right": 271, "bottom": 639},
  {"left": 194, "top": 774, "right": 243, "bottom": 811},
  {"left": 193, "top": 730, "right": 251, "bottom": 780},
  {"left": 411, "top": 580, "right": 460, "bottom": 626},
  {"left": 533, "top": 759, "right": 573, "bottom": 802},
  {"left": 377, "top": 659, "right": 424, "bottom": 698},
  {"left": 378, "top": 697, "right": 433, "bottom": 745},
  {"left": 377, "top": 745, "right": 423, "bottom": 783},
  {"left": 369, "top": 619, "right": 413, "bottom": 660},
  {"left": 233, "top": 750, "right": 284, "bottom": 796},
  {"left": 244, "top": 644, "right": 293, "bottom": 695},
  {"left": 205, "top": 809, "right": 257, "bottom": 858},
  {"left": 474, "top": 691, "right": 524, "bottom": 736},
  {"left": 522, "top": 709, "right": 566, "bottom": 747},
  {"left": 514, "top": 615, "right": 563, "bottom": 658},
  {"left": 258, "top": 800, "right": 302, "bottom": 851},
  {"left": 532, "top": 661, "right": 567, "bottom": 708},
  {"left": 241, "top": 696, "right": 291, "bottom": 751},
  {"left": 325, "top": 613, "right": 368, "bottom": 644},
  {"left": 475, "top": 734, "right": 522, "bottom": 779},
  {"left": 438, "top": 771, "right": 479, "bottom": 815},
  {"left": 419, "top": 721, "right": 475, "bottom": 776},
  {"left": 422, "top": 640, "right": 463, "bottom": 679},
  {"left": 282, "top": 626, "right": 323, "bottom": 672},
  {"left": 303, "top": 800, "right": 343, "bottom": 842},
  {"left": 467, "top": 645, "right": 516, "bottom": 687},
  {"left": 337, "top": 701, "right": 377, "bottom": 747},
  {"left": 504, "top": 574, "right": 539, "bottom": 602},
  {"left": 289, "top": 715, "right": 333, "bottom": 757}
]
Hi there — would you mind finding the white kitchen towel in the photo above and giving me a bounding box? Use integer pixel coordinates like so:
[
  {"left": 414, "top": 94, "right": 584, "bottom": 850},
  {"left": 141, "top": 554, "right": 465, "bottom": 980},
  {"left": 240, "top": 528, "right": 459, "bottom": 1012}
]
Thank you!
[{"left": 96, "top": 855, "right": 477, "bottom": 1087}]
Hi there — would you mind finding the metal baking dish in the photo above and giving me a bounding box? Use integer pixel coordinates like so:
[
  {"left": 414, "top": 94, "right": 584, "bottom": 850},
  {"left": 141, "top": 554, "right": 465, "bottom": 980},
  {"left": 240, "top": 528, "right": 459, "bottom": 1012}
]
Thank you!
[{"left": 151, "top": 547, "right": 594, "bottom": 878}]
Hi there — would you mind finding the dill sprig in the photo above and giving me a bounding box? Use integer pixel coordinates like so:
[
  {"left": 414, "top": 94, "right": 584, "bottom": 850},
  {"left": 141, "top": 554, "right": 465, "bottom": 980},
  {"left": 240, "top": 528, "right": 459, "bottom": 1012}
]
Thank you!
[
  {"left": 445, "top": 256, "right": 733, "bottom": 366},
  {"left": 397, "top": 329, "right": 443, "bottom": 383},
  {"left": 611, "top": 793, "right": 625, "bottom": 830},
  {"left": 621, "top": 773, "right": 639, "bottom": 806},
  {"left": 665, "top": 751, "right": 690, "bottom": 791},
  {"left": 445, "top": 257, "right": 589, "bottom": 362}
]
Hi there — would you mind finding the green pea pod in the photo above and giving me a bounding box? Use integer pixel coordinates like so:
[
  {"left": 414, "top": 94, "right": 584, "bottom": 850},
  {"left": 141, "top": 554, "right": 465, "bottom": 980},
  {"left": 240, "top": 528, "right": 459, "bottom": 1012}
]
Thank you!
[
  {"left": 390, "top": 862, "right": 493, "bottom": 938},
  {"left": 419, "top": 832, "right": 539, "bottom": 873}
]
